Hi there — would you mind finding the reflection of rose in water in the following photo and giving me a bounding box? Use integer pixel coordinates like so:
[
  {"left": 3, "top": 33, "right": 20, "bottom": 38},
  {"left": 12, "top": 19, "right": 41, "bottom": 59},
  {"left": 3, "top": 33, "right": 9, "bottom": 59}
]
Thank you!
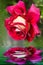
[
  {"left": 4, "top": 47, "right": 42, "bottom": 65},
  {"left": 4, "top": 47, "right": 28, "bottom": 65}
]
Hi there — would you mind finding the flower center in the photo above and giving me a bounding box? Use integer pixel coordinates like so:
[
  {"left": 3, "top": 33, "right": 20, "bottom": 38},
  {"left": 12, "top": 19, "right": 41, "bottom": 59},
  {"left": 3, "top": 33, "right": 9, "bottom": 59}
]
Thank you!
[
  {"left": 14, "top": 24, "right": 25, "bottom": 31},
  {"left": 12, "top": 51, "right": 27, "bottom": 58},
  {"left": 11, "top": 16, "right": 30, "bottom": 36},
  {"left": 13, "top": 16, "right": 26, "bottom": 25},
  {"left": 12, "top": 16, "right": 26, "bottom": 33},
  {"left": 12, "top": 16, "right": 26, "bottom": 32}
]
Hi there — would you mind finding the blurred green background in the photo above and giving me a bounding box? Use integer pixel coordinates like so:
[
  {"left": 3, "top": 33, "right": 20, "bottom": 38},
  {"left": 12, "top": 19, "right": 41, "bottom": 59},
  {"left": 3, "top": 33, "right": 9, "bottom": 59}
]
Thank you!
[{"left": 0, "top": 0, "right": 43, "bottom": 65}]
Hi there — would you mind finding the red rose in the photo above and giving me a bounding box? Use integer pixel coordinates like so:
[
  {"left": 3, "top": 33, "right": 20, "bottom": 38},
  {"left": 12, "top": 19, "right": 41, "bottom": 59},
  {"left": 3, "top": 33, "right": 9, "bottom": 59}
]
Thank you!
[
  {"left": 5, "top": 1, "right": 40, "bottom": 41},
  {"left": 4, "top": 47, "right": 42, "bottom": 64}
]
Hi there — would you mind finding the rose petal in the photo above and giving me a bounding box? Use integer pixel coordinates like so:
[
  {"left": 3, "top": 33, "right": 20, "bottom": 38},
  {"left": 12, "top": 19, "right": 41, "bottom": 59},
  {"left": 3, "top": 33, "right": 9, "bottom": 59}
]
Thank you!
[
  {"left": 5, "top": 16, "right": 17, "bottom": 30},
  {"left": 6, "top": 59, "right": 25, "bottom": 65},
  {"left": 27, "top": 4, "right": 40, "bottom": 24},
  {"left": 6, "top": 1, "right": 26, "bottom": 15},
  {"left": 34, "top": 50, "right": 42, "bottom": 55},
  {"left": 27, "top": 24, "right": 41, "bottom": 42},
  {"left": 29, "top": 55, "right": 42, "bottom": 63},
  {"left": 27, "top": 27, "right": 35, "bottom": 42},
  {"left": 32, "top": 24, "right": 41, "bottom": 35},
  {"left": 6, "top": 5, "right": 15, "bottom": 15},
  {"left": 29, "top": 4, "right": 40, "bottom": 15}
]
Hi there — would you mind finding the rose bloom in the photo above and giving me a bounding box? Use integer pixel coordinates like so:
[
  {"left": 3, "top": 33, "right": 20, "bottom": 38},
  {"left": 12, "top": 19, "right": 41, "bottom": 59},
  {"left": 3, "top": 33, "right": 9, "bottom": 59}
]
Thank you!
[
  {"left": 5, "top": 1, "right": 41, "bottom": 41},
  {"left": 4, "top": 47, "right": 42, "bottom": 65}
]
